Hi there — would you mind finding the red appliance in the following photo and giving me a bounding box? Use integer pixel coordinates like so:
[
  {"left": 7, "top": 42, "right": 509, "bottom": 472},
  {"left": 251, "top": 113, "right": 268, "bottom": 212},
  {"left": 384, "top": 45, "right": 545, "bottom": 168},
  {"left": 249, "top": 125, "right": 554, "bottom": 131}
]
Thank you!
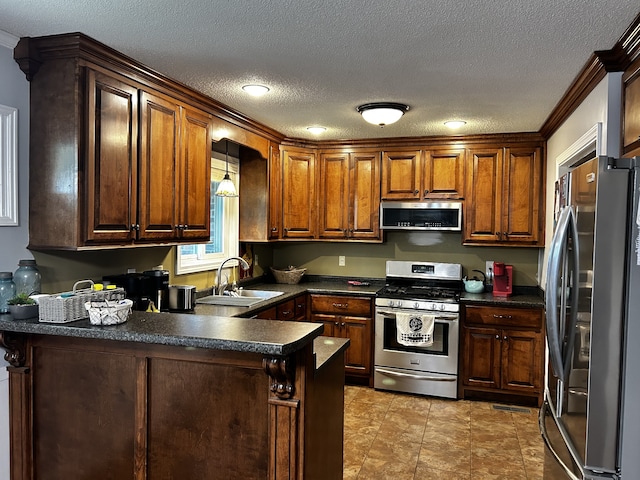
[{"left": 492, "top": 262, "right": 513, "bottom": 297}]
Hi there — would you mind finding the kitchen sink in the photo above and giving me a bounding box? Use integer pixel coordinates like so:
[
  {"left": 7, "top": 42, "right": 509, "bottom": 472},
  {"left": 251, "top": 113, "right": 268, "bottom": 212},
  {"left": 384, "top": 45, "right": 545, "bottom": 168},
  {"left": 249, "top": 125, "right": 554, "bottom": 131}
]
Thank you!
[{"left": 196, "top": 290, "right": 284, "bottom": 307}]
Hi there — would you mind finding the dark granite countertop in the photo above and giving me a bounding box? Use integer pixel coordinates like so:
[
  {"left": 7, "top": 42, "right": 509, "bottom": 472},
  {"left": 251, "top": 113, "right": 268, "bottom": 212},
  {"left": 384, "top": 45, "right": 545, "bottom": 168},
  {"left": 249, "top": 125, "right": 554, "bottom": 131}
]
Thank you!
[
  {"left": 460, "top": 290, "right": 544, "bottom": 309},
  {"left": 0, "top": 310, "right": 323, "bottom": 357},
  {"left": 314, "top": 336, "right": 350, "bottom": 371}
]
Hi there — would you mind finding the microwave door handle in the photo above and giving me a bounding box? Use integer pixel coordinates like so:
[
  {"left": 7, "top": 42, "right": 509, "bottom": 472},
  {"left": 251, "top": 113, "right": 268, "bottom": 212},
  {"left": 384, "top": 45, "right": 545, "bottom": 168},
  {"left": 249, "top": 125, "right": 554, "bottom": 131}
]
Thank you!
[{"left": 545, "top": 206, "right": 571, "bottom": 381}]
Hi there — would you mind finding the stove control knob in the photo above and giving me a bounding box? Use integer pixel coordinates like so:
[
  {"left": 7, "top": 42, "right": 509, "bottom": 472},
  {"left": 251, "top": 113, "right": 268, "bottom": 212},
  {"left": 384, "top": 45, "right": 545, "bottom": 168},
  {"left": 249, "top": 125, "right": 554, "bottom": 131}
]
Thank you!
[
  {"left": 440, "top": 304, "right": 446, "bottom": 311},
  {"left": 413, "top": 302, "right": 420, "bottom": 309},
  {"left": 388, "top": 300, "right": 397, "bottom": 308},
  {"left": 429, "top": 303, "right": 437, "bottom": 311}
]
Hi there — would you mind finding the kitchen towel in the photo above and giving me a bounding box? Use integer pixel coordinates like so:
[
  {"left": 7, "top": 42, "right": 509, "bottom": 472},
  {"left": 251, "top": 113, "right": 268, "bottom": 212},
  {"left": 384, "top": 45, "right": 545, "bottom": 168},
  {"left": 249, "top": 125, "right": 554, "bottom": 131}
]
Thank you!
[{"left": 395, "top": 312, "right": 435, "bottom": 347}]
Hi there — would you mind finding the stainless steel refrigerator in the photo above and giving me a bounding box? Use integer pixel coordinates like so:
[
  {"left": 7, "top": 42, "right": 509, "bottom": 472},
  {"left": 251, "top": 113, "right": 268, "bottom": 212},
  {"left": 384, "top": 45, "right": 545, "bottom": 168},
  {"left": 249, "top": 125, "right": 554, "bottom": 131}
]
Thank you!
[{"left": 541, "top": 155, "right": 640, "bottom": 480}]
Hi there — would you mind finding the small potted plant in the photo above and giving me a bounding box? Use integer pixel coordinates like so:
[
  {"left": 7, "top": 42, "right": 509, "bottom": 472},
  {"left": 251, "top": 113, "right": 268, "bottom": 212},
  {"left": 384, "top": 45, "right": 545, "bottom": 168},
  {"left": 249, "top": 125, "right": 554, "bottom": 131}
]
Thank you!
[{"left": 7, "top": 293, "right": 39, "bottom": 320}]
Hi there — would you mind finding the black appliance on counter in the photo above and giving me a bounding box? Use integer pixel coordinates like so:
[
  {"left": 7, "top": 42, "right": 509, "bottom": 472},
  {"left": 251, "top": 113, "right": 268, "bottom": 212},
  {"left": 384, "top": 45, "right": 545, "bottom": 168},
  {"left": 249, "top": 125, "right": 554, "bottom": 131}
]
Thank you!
[{"left": 103, "top": 270, "right": 169, "bottom": 311}]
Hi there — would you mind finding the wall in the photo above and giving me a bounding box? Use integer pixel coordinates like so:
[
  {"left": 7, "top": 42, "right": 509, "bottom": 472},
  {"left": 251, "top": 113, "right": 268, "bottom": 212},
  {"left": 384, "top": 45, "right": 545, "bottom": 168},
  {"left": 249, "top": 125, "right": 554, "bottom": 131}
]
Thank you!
[
  {"left": 272, "top": 232, "right": 540, "bottom": 286},
  {"left": 541, "top": 72, "right": 623, "bottom": 285},
  {"left": 0, "top": 32, "right": 26, "bottom": 480}
]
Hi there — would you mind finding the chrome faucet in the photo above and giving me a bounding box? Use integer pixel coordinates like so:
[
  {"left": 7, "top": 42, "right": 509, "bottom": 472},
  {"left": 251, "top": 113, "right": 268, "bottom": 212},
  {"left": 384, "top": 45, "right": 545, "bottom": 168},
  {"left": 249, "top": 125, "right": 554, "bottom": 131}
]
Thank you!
[{"left": 215, "top": 256, "right": 250, "bottom": 295}]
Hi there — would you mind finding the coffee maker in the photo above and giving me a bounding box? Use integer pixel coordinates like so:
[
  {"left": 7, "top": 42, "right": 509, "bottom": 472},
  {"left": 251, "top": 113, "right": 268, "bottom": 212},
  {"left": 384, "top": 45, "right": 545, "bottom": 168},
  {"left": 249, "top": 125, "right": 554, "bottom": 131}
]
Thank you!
[
  {"left": 103, "top": 269, "right": 169, "bottom": 311},
  {"left": 492, "top": 262, "right": 513, "bottom": 297}
]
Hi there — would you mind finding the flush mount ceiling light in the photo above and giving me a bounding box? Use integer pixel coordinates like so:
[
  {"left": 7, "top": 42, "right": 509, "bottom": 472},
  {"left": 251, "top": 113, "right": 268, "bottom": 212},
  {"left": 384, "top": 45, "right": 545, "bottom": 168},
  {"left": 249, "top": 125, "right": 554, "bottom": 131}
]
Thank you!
[
  {"left": 306, "top": 126, "right": 327, "bottom": 134},
  {"left": 356, "top": 102, "right": 409, "bottom": 127},
  {"left": 242, "top": 84, "right": 270, "bottom": 96},
  {"left": 215, "top": 140, "right": 238, "bottom": 197},
  {"left": 444, "top": 120, "right": 467, "bottom": 129}
]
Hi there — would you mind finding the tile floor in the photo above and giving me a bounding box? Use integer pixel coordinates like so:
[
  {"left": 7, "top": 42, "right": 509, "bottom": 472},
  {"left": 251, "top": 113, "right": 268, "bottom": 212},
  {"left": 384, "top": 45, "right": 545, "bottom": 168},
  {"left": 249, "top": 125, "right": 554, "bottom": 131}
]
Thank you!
[{"left": 343, "top": 386, "right": 557, "bottom": 479}]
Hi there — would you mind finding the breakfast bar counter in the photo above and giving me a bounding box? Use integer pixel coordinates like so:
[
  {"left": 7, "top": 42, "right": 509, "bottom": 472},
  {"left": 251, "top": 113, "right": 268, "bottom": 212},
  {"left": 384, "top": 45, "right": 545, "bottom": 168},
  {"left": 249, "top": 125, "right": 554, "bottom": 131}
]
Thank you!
[{"left": 0, "top": 312, "right": 348, "bottom": 480}]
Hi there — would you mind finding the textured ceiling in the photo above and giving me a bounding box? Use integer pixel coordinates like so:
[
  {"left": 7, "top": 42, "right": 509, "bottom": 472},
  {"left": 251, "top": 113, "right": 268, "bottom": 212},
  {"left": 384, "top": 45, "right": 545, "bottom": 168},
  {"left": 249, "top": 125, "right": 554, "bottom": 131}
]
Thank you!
[{"left": 1, "top": 1, "right": 639, "bottom": 140}]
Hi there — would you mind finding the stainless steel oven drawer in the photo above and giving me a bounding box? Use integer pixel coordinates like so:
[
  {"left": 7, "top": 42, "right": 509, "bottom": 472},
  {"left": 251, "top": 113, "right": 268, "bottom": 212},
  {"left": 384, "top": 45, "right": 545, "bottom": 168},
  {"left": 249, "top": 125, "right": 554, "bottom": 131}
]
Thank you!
[{"left": 374, "top": 366, "right": 458, "bottom": 399}]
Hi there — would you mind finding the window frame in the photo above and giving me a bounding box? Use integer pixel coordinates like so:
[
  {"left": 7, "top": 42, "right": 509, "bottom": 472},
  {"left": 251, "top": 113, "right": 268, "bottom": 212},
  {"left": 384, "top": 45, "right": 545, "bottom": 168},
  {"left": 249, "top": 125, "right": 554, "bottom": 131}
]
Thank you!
[{"left": 175, "top": 154, "right": 239, "bottom": 275}]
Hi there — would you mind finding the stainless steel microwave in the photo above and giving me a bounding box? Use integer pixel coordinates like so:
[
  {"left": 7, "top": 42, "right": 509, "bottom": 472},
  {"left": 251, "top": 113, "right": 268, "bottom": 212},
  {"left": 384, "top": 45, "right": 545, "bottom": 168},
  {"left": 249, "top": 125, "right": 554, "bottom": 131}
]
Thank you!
[{"left": 380, "top": 201, "right": 463, "bottom": 231}]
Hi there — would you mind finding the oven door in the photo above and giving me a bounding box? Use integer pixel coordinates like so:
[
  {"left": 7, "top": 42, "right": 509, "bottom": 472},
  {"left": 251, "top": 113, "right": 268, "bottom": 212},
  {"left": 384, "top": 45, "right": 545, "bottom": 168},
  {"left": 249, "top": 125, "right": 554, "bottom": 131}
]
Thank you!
[{"left": 375, "top": 307, "right": 459, "bottom": 375}]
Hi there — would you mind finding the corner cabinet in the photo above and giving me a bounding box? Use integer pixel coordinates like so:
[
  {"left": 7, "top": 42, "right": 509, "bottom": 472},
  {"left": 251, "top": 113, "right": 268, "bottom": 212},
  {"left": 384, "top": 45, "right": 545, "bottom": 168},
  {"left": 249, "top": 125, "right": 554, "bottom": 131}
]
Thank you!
[
  {"left": 463, "top": 145, "right": 543, "bottom": 246},
  {"left": 17, "top": 35, "right": 212, "bottom": 250},
  {"left": 460, "top": 304, "right": 544, "bottom": 407},
  {"left": 318, "top": 150, "right": 382, "bottom": 241},
  {"left": 309, "top": 294, "right": 374, "bottom": 385}
]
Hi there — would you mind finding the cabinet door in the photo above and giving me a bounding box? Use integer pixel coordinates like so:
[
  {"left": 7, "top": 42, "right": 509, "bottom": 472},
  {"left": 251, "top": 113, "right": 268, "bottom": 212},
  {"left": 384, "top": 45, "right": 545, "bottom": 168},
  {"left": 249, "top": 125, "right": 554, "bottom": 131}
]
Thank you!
[
  {"left": 256, "top": 306, "right": 277, "bottom": 320},
  {"left": 350, "top": 151, "right": 381, "bottom": 240},
  {"left": 268, "top": 143, "right": 282, "bottom": 239},
  {"left": 501, "top": 328, "right": 543, "bottom": 393},
  {"left": 310, "top": 313, "right": 338, "bottom": 337},
  {"left": 139, "top": 91, "right": 180, "bottom": 241},
  {"left": 177, "top": 106, "right": 211, "bottom": 240},
  {"left": 423, "top": 149, "right": 465, "bottom": 199},
  {"left": 282, "top": 149, "right": 316, "bottom": 238},
  {"left": 318, "top": 152, "right": 349, "bottom": 239},
  {"left": 624, "top": 71, "right": 640, "bottom": 148},
  {"left": 341, "top": 316, "right": 372, "bottom": 376},
  {"left": 502, "top": 147, "right": 542, "bottom": 244},
  {"left": 85, "top": 70, "right": 139, "bottom": 243},
  {"left": 294, "top": 294, "right": 308, "bottom": 320},
  {"left": 462, "top": 326, "right": 501, "bottom": 389},
  {"left": 381, "top": 150, "right": 421, "bottom": 199},
  {"left": 463, "top": 148, "right": 503, "bottom": 243}
]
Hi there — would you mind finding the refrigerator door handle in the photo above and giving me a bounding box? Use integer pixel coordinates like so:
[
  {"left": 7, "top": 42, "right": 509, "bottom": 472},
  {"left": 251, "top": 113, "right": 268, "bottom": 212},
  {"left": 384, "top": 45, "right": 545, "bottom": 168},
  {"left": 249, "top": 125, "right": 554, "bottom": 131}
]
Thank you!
[{"left": 545, "top": 206, "right": 579, "bottom": 382}]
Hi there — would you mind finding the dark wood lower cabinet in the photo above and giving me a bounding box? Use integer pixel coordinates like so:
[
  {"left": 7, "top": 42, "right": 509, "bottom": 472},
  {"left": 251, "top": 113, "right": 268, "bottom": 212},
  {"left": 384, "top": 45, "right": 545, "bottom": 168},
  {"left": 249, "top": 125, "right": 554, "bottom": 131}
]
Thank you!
[
  {"left": 460, "top": 304, "right": 544, "bottom": 407},
  {"left": 2, "top": 332, "right": 344, "bottom": 480}
]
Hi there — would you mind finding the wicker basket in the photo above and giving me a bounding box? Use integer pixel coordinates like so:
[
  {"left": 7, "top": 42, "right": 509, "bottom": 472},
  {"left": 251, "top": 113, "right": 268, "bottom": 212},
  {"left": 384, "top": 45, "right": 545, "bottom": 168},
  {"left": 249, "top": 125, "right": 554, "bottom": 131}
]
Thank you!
[
  {"left": 85, "top": 299, "right": 133, "bottom": 326},
  {"left": 38, "top": 280, "right": 126, "bottom": 324},
  {"left": 270, "top": 266, "right": 307, "bottom": 284}
]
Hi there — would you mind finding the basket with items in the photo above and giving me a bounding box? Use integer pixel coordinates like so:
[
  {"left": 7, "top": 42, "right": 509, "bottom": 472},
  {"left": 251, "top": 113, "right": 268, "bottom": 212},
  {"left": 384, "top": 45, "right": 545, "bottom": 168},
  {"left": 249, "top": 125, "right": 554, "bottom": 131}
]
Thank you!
[
  {"left": 84, "top": 299, "right": 133, "bottom": 326},
  {"left": 37, "top": 280, "right": 126, "bottom": 324},
  {"left": 270, "top": 266, "right": 307, "bottom": 285}
]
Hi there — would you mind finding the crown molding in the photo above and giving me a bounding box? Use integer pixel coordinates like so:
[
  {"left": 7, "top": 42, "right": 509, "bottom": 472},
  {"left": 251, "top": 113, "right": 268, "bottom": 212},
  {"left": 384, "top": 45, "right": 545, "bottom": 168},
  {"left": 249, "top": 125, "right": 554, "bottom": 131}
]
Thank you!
[
  {"left": 540, "top": 11, "right": 640, "bottom": 139},
  {"left": 0, "top": 30, "right": 19, "bottom": 49}
]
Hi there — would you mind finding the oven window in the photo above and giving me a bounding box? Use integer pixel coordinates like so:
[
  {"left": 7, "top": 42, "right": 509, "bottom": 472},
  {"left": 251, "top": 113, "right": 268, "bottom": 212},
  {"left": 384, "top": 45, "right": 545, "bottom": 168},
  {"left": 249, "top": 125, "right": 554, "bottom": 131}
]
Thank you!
[{"left": 382, "top": 316, "right": 449, "bottom": 355}]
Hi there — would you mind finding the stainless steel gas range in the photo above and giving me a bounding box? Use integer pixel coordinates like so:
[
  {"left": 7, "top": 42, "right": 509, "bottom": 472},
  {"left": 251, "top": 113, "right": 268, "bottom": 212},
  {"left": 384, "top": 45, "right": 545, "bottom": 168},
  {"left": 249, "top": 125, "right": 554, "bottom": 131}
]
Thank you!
[{"left": 374, "top": 261, "right": 462, "bottom": 399}]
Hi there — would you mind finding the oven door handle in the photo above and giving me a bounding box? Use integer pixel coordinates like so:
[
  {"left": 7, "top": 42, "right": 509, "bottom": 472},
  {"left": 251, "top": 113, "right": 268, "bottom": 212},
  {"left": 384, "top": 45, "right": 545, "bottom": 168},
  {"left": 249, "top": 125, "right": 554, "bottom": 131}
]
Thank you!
[
  {"left": 375, "top": 367, "right": 457, "bottom": 382},
  {"left": 377, "top": 310, "right": 458, "bottom": 322}
]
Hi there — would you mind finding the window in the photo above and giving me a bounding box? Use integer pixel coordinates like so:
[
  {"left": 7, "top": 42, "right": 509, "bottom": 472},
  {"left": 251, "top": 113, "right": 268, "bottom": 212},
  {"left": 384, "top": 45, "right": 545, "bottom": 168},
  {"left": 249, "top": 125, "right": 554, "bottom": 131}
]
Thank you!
[{"left": 175, "top": 154, "right": 239, "bottom": 274}]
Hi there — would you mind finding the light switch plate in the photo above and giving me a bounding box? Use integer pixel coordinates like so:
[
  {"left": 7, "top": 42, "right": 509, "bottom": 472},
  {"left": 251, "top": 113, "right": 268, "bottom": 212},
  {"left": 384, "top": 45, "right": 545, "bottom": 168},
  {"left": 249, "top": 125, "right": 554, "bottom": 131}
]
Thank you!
[{"left": 339, "top": 256, "right": 346, "bottom": 267}]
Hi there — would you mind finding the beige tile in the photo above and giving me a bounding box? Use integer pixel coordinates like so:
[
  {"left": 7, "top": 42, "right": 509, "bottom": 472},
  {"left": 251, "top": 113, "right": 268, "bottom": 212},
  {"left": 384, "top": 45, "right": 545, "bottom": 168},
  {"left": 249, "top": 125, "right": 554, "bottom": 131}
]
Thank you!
[{"left": 417, "top": 445, "right": 470, "bottom": 475}]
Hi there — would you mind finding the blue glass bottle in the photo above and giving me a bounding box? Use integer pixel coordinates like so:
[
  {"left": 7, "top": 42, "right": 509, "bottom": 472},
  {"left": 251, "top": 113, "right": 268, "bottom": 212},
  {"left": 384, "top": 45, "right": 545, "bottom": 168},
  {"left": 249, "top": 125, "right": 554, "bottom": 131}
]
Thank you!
[
  {"left": 14, "top": 259, "right": 42, "bottom": 296},
  {"left": 0, "top": 272, "right": 16, "bottom": 313}
]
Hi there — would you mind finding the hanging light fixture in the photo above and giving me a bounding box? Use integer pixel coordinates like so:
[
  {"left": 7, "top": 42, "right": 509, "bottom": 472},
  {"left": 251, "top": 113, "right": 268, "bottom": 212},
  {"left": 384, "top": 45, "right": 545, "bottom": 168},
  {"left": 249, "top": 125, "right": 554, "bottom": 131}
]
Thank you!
[
  {"left": 215, "top": 140, "right": 238, "bottom": 197},
  {"left": 356, "top": 102, "right": 409, "bottom": 127}
]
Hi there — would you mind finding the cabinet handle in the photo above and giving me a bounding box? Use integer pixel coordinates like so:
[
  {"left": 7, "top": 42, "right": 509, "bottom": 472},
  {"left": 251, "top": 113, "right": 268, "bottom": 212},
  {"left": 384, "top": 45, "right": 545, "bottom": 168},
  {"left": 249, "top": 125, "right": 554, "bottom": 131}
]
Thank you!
[
  {"left": 495, "top": 334, "right": 500, "bottom": 340},
  {"left": 282, "top": 310, "right": 292, "bottom": 316},
  {"left": 493, "top": 314, "right": 513, "bottom": 319},
  {"left": 271, "top": 227, "right": 278, "bottom": 232},
  {"left": 334, "top": 322, "right": 339, "bottom": 326},
  {"left": 413, "top": 189, "right": 419, "bottom": 196},
  {"left": 503, "top": 336, "right": 508, "bottom": 341},
  {"left": 341, "top": 322, "right": 345, "bottom": 327},
  {"left": 495, "top": 232, "right": 501, "bottom": 238},
  {"left": 182, "top": 224, "right": 188, "bottom": 230},
  {"left": 332, "top": 303, "right": 348, "bottom": 309},
  {"left": 424, "top": 189, "right": 429, "bottom": 196},
  {"left": 130, "top": 224, "right": 140, "bottom": 231},
  {"left": 503, "top": 232, "right": 508, "bottom": 238}
]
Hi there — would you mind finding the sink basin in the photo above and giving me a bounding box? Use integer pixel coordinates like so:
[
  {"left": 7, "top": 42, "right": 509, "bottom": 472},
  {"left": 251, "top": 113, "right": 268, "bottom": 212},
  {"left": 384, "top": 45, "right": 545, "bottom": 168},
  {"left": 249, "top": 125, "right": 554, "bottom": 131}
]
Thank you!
[{"left": 196, "top": 290, "right": 284, "bottom": 307}]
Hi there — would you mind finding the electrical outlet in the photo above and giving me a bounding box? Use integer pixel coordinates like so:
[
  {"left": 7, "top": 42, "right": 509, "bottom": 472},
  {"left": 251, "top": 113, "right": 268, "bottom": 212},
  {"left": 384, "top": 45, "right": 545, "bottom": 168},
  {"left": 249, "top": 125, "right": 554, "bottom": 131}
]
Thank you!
[
  {"left": 338, "top": 256, "right": 346, "bottom": 267},
  {"left": 486, "top": 261, "right": 494, "bottom": 282}
]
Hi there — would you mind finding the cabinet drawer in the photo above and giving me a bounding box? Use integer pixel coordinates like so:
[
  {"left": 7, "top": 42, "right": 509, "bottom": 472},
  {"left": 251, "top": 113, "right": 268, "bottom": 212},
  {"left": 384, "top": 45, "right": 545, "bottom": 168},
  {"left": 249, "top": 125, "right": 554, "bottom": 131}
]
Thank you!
[
  {"left": 310, "top": 295, "right": 372, "bottom": 316},
  {"left": 277, "top": 299, "right": 296, "bottom": 321},
  {"left": 464, "top": 305, "right": 542, "bottom": 329}
]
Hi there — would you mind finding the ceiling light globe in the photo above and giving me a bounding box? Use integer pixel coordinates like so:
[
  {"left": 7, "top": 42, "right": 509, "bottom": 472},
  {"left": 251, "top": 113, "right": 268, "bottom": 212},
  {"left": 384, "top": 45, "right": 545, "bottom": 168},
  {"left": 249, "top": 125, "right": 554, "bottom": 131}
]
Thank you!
[
  {"left": 306, "top": 126, "right": 327, "bottom": 134},
  {"left": 357, "top": 102, "right": 409, "bottom": 127},
  {"left": 242, "top": 84, "right": 270, "bottom": 96},
  {"left": 444, "top": 120, "right": 467, "bottom": 129}
]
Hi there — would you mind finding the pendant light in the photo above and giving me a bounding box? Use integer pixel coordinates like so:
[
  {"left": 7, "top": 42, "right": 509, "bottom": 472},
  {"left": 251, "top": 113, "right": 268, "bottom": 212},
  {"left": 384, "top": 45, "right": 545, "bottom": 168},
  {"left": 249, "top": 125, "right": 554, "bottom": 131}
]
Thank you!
[{"left": 215, "top": 140, "right": 238, "bottom": 197}]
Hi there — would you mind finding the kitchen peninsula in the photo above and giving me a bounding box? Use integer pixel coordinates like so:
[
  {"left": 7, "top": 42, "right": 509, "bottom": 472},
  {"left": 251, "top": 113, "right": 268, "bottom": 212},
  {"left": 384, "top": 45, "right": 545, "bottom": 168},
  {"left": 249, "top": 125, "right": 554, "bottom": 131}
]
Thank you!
[{"left": 0, "top": 312, "right": 348, "bottom": 480}]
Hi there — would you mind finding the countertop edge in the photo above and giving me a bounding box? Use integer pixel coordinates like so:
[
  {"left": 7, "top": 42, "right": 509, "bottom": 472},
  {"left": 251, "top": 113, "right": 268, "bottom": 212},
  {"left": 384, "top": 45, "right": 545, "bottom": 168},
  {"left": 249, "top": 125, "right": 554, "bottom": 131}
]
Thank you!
[{"left": 314, "top": 336, "right": 350, "bottom": 371}]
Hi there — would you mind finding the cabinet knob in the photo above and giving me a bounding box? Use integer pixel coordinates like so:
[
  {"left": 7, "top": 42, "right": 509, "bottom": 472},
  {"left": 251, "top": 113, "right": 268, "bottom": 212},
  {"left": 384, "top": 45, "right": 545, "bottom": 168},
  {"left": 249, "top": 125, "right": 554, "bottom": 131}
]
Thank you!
[
  {"left": 413, "top": 190, "right": 419, "bottom": 196},
  {"left": 334, "top": 322, "right": 339, "bottom": 326},
  {"left": 495, "top": 334, "right": 500, "bottom": 340},
  {"left": 130, "top": 224, "right": 140, "bottom": 231},
  {"left": 424, "top": 189, "right": 429, "bottom": 196},
  {"left": 271, "top": 227, "right": 278, "bottom": 232},
  {"left": 341, "top": 322, "right": 345, "bottom": 327},
  {"left": 503, "top": 336, "right": 508, "bottom": 341},
  {"left": 182, "top": 225, "right": 188, "bottom": 230},
  {"left": 495, "top": 232, "right": 501, "bottom": 238},
  {"left": 503, "top": 232, "right": 508, "bottom": 238}
]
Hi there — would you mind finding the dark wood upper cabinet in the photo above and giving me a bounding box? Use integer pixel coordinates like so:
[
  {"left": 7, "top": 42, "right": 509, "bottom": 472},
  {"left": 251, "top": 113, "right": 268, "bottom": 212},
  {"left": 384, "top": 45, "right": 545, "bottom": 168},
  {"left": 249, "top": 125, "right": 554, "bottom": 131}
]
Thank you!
[
  {"left": 464, "top": 144, "right": 543, "bottom": 246},
  {"left": 281, "top": 148, "right": 316, "bottom": 239}
]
